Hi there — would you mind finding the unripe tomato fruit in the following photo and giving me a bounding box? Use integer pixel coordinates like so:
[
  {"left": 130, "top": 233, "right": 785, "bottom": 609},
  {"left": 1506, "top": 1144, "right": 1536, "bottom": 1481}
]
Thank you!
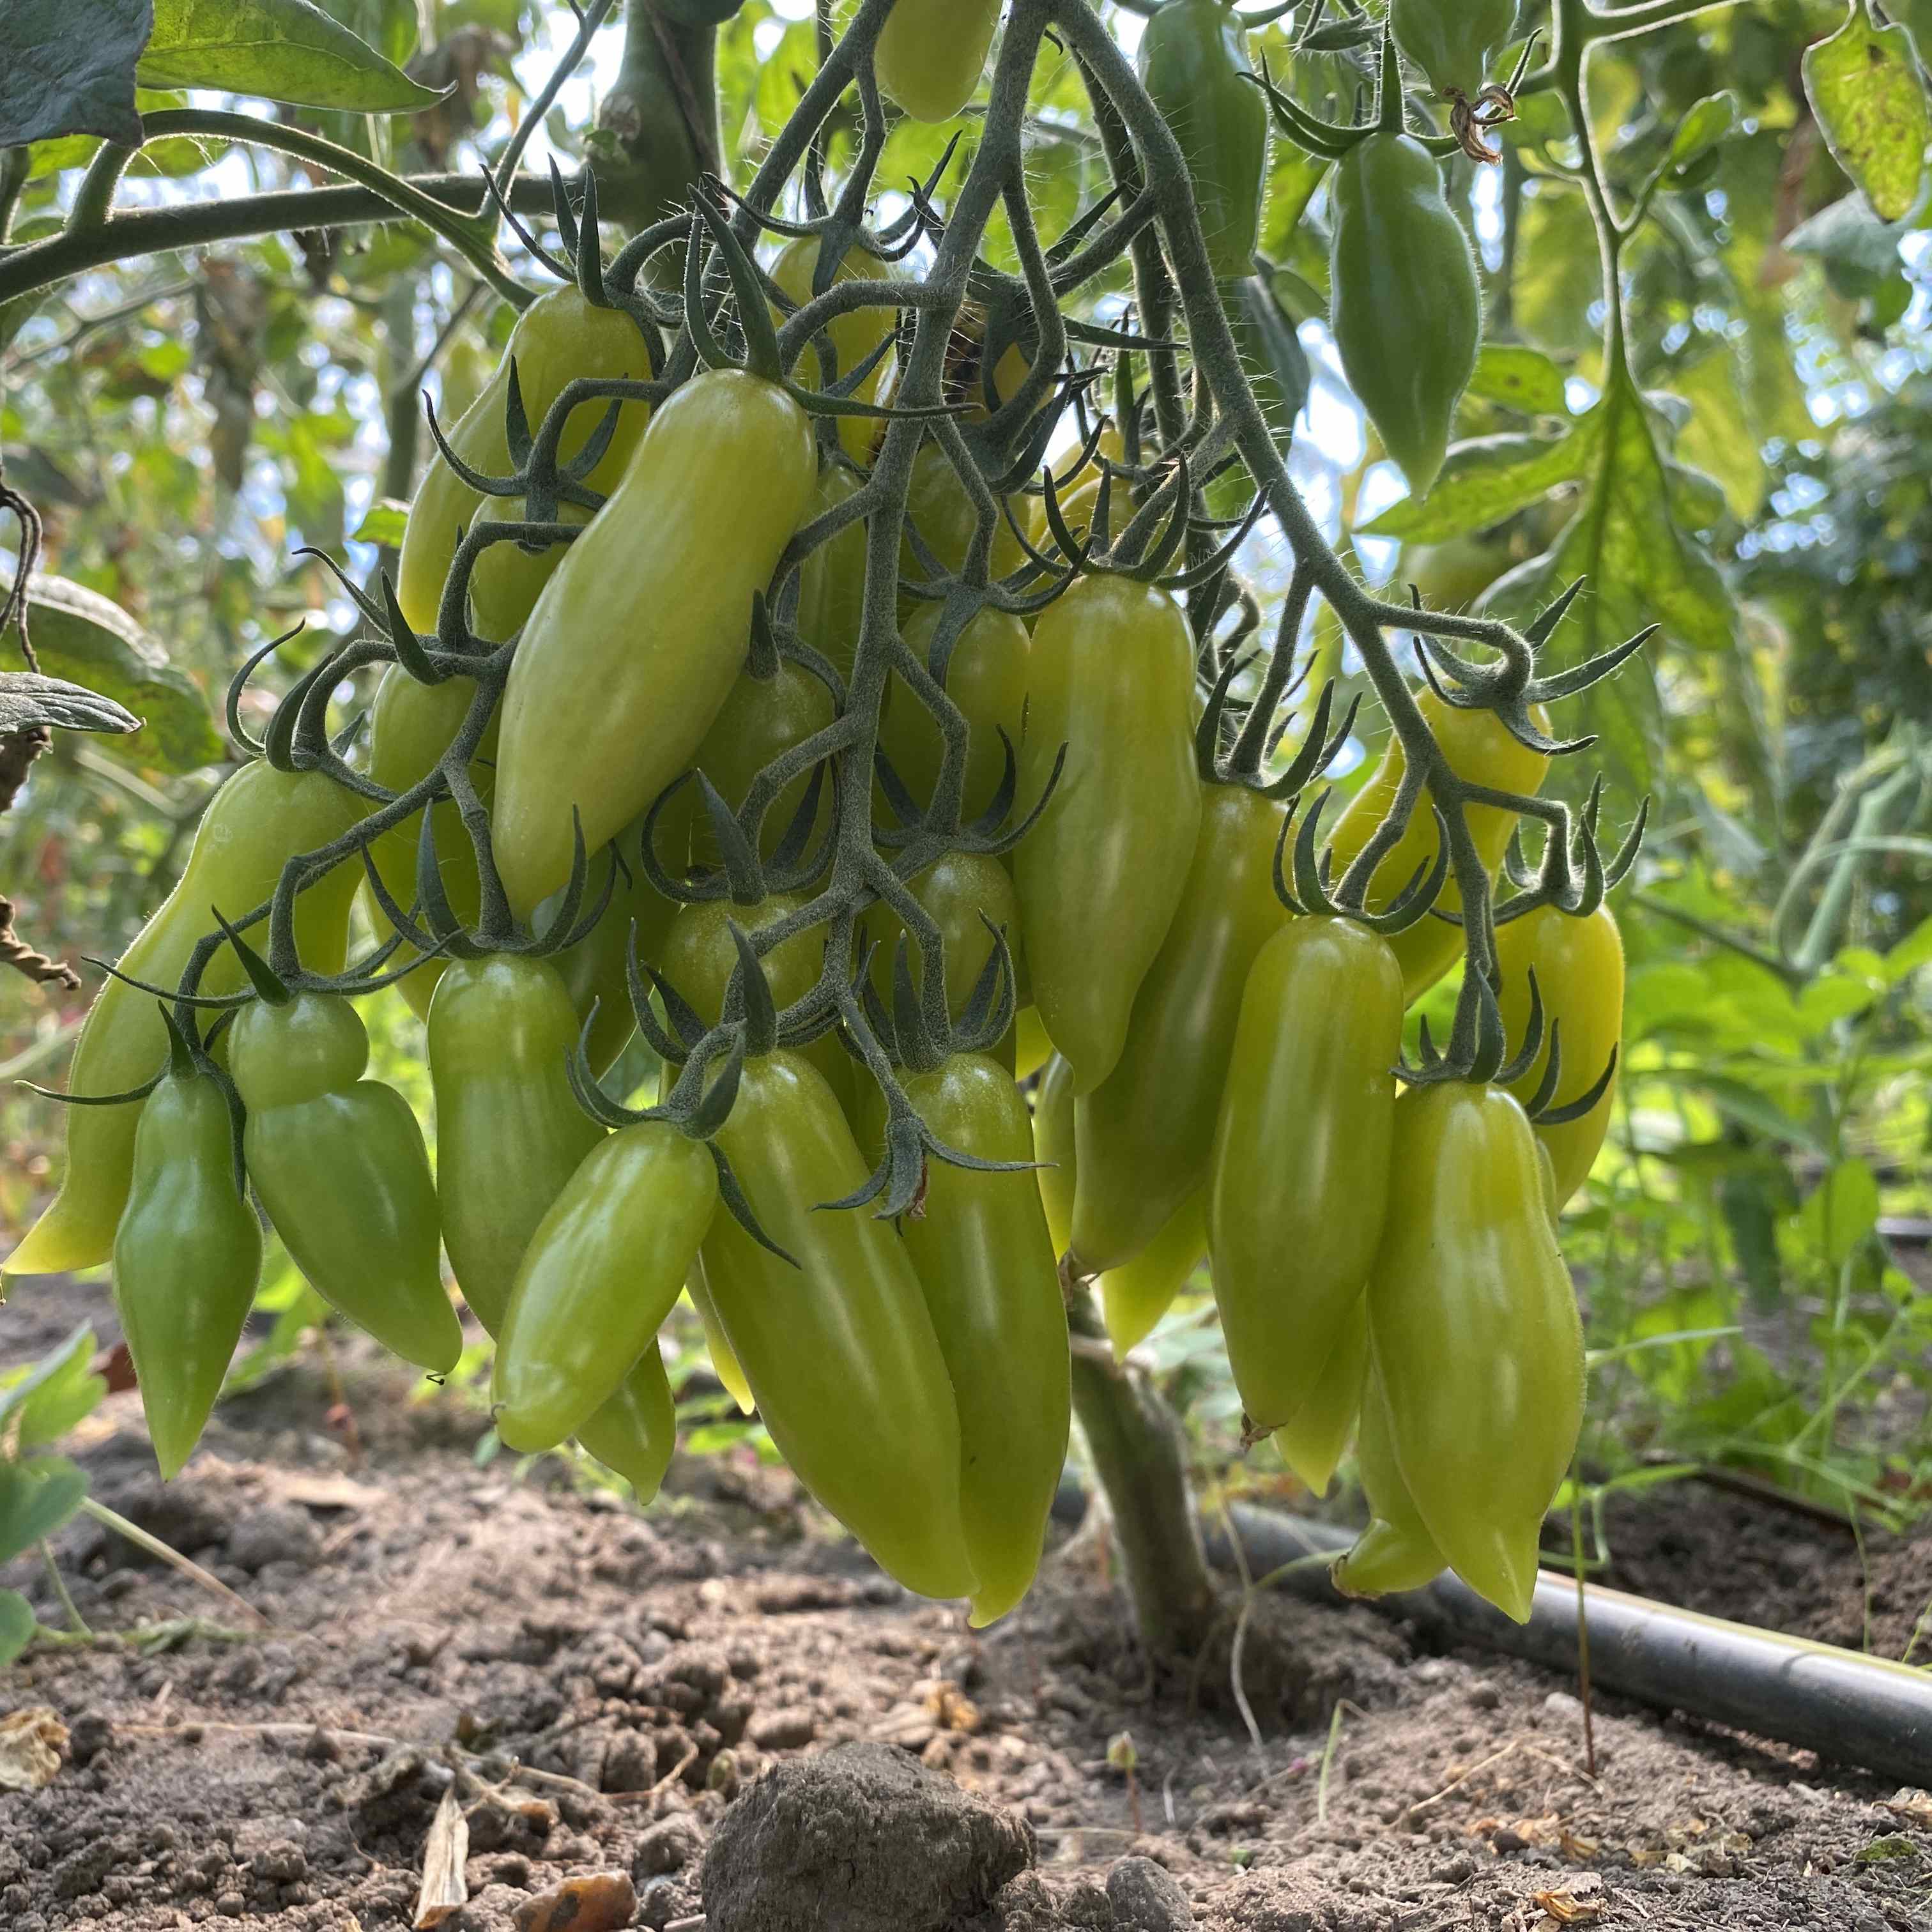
[
  {"left": 1330, "top": 132, "right": 1481, "bottom": 497},
  {"left": 5, "top": 762, "right": 362, "bottom": 1280},
  {"left": 881, "top": 604, "right": 1030, "bottom": 826},
  {"left": 1496, "top": 903, "right": 1625, "bottom": 1211},
  {"left": 491, "top": 368, "right": 818, "bottom": 914},
  {"left": 770, "top": 236, "right": 893, "bottom": 466},
  {"left": 875, "top": 0, "right": 1001, "bottom": 122},
  {"left": 1390, "top": 0, "right": 1519, "bottom": 96}
]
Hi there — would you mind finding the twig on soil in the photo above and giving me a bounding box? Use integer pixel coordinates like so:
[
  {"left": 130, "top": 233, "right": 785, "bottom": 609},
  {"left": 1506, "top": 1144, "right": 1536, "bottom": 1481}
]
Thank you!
[
  {"left": 1316, "top": 1698, "right": 1364, "bottom": 1825},
  {"left": 40, "top": 1541, "right": 92, "bottom": 1636},
  {"left": 1406, "top": 1742, "right": 1522, "bottom": 1819},
  {"left": 77, "top": 1496, "right": 270, "bottom": 1625}
]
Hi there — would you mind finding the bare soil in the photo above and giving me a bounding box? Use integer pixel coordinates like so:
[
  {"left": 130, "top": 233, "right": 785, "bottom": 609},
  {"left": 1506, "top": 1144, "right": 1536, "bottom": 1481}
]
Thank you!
[{"left": 4, "top": 1280, "right": 1931, "bottom": 1932}]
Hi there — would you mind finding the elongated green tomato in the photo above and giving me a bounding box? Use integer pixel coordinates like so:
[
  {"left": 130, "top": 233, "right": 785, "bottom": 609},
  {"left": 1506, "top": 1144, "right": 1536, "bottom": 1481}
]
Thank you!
[
  {"left": 1496, "top": 903, "right": 1624, "bottom": 1210},
  {"left": 492, "top": 369, "right": 818, "bottom": 914},
  {"left": 493, "top": 1119, "right": 718, "bottom": 1450},
  {"left": 1099, "top": 1193, "right": 1206, "bottom": 1362},
  {"left": 692, "top": 659, "right": 835, "bottom": 867},
  {"left": 771, "top": 236, "right": 893, "bottom": 466},
  {"left": 1390, "top": 0, "right": 1519, "bottom": 96},
  {"left": 881, "top": 606, "right": 1029, "bottom": 824},
  {"left": 703, "top": 1051, "right": 977, "bottom": 1600},
  {"left": 1071, "top": 786, "right": 1286, "bottom": 1272},
  {"left": 112, "top": 1056, "right": 262, "bottom": 1478},
  {"left": 875, "top": 0, "right": 1000, "bottom": 121},
  {"left": 1369, "top": 1083, "right": 1583, "bottom": 1622},
  {"left": 1324, "top": 689, "right": 1551, "bottom": 1005},
  {"left": 795, "top": 466, "right": 870, "bottom": 688},
  {"left": 1015, "top": 1005, "right": 1053, "bottom": 1080},
  {"left": 1273, "top": 1292, "right": 1367, "bottom": 1499},
  {"left": 1137, "top": 0, "right": 1269, "bottom": 285},
  {"left": 395, "top": 286, "right": 652, "bottom": 635},
  {"left": 903, "top": 444, "right": 1033, "bottom": 592},
  {"left": 427, "top": 955, "right": 604, "bottom": 1335},
  {"left": 864, "top": 852, "right": 1029, "bottom": 1070},
  {"left": 659, "top": 894, "right": 855, "bottom": 1115},
  {"left": 1208, "top": 916, "right": 1402, "bottom": 1434},
  {"left": 573, "top": 1346, "right": 677, "bottom": 1500},
  {"left": 227, "top": 990, "right": 459, "bottom": 1372},
  {"left": 1032, "top": 1055, "right": 1205, "bottom": 1360},
  {"left": 895, "top": 1054, "right": 1070, "bottom": 1626},
  {"left": 360, "top": 667, "right": 499, "bottom": 1020},
  {"left": 4, "top": 763, "right": 362, "bottom": 1280},
  {"left": 1032, "top": 1052, "right": 1077, "bottom": 1258},
  {"left": 1332, "top": 1365, "right": 1447, "bottom": 1598},
  {"left": 1015, "top": 573, "right": 1203, "bottom": 1093},
  {"left": 686, "top": 1268, "right": 754, "bottom": 1414},
  {"left": 1330, "top": 131, "right": 1481, "bottom": 496}
]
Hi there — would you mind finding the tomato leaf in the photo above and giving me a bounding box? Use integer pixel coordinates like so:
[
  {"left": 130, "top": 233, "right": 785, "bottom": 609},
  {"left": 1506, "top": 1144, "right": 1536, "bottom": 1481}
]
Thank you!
[
  {"left": 350, "top": 497, "right": 410, "bottom": 548},
  {"left": 1464, "top": 344, "right": 1571, "bottom": 418},
  {"left": 0, "top": 1590, "right": 34, "bottom": 1666},
  {"left": 1802, "top": 2, "right": 1931, "bottom": 224},
  {"left": 0, "top": 1324, "right": 107, "bottom": 1452},
  {"left": 20, "top": 574, "right": 224, "bottom": 774},
  {"left": 0, "top": 1457, "right": 90, "bottom": 1568},
  {"left": 137, "top": 0, "right": 445, "bottom": 112},
  {"left": 0, "top": 0, "right": 148, "bottom": 148},
  {"left": 0, "top": 671, "right": 141, "bottom": 739}
]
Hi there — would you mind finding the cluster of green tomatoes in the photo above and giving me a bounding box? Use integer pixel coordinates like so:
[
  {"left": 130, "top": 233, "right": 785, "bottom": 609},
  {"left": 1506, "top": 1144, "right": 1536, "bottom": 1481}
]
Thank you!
[{"left": 6, "top": 0, "right": 1627, "bottom": 1632}]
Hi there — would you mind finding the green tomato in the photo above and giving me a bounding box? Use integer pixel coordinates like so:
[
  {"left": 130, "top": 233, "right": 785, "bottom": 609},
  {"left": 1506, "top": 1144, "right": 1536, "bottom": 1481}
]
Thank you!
[
  {"left": 1368, "top": 1082, "right": 1582, "bottom": 1623},
  {"left": 427, "top": 955, "right": 604, "bottom": 1336},
  {"left": 573, "top": 1346, "right": 678, "bottom": 1501},
  {"left": 5, "top": 763, "right": 362, "bottom": 1281},
  {"left": 659, "top": 894, "right": 854, "bottom": 1116},
  {"left": 1323, "top": 688, "right": 1551, "bottom": 1005},
  {"left": 1138, "top": 0, "right": 1269, "bottom": 284},
  {"left": 902, "top": 444, "right": 1034, "bottom": 592},
  {"left": 795, "top": 464, "right": 870, "bottom": 688},
  {"left": 492, "top": 368, "right": 818, "bottom": 914},
  {"left": 895, "top": 1054, "right": 1070, "bottom": 1627},
  {"left": 881, "top": 604, "right": 1030, "bottom": 827},
  {"left": 1496, "top": 902, "right": 1624, "bottom": 1211},
  {"left": 1208, "top": 916, "right": 1402, "bottom": 1436},
  {"left": 1015, "top": 572, "right": 1202, "bottom": 1092},
  {"left": 692, "top": 658, "right": 836, "bottom": 867},
  {"left": 229, "top": 992, "right": 459, "bottom": 1374},
  {"left": 1272, "top": 1292, "right": 1367, "bottom": 1499},
  {"left": 112, "top": 1063, "right": 262, "bottom": 1479},
  {"left": 770, "top": 235, "right": 894, "bottom": 466},
  {"left": 1390, "top": 0, "right": 1519, "bottom": 96},
  {"left": 702, "top": 1050, "right": 977, "bottom": 1601},
  {"left": 492, "top": 1119, "right": 717, "bottom": 1452},
  {"left": 1330, "top": 131, "right": 1481, "bottom": 496},
  {"left": 395, "top": 286, "right": 653, "bottom": 638},
  {"left": 360, "top": 665, "right": 498, "bottom": 1020},
  {"left": 1072, "top": 785, "right": 1287, "bottom": 1272},
  {"left": 686, "top": 1266, "right": 754, "bottom": 1414},
  {"left": 875, "top": 0, "right": 1002, "bottom": 121},
  {"left": 1332, "top": 1362, "right": 1448, "bottom": 1598}
]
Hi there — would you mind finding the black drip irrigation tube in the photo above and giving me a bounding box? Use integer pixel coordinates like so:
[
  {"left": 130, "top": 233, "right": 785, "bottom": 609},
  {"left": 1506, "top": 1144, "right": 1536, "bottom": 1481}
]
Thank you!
[{"left": 1051, "top": 1482, "right": 1932, "bottom": 1788}]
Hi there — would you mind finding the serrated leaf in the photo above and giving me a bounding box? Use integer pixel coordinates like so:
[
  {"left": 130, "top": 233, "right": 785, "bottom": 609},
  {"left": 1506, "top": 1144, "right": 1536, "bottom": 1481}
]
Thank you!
[
  {"left": 1358, "top": 426, "right": 1595, "bottom": 544},
  {"left": 0, "top": 1457, "right": 89, "bottom": 1567},
  {"left": 0, "top": 1591, "right": 33, "bottom": 1667},
  {"left": 1802, "top": 2, "right": 1931, "bottom": 224},
  {"left": 1670, "top": 91, "right": 1738, "bottom": 172},
  {"left": 137, "top": 0, "right": 444, "bottom": 112},
  {"left": 0, "top": 671, "right": 141, "bottom": 738},
  {"left": 1465, "top": 344, "right": 1570, "bottom": 417},
  {"left": 0, "top": 0, "right": 148, "bottom": 148},
  {"left": 350, "top": 497, "right": 410, "bottom": 547},
  {"left": 21, "top": 574, "right": 223, "bottom": 773}
]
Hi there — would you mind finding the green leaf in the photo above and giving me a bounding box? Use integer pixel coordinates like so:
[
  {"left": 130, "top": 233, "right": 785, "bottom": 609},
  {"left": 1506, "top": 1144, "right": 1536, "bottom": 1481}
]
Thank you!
[
  {"left": 28, "top": 88, "right": 227, "bottom": 180},
  {"left": 350, "top": 497, "right": 410, "bottom": 547},
  {"left": 0, "top": 1457, "right": 89, "bottom": 1567},
  {"left": 1670, "top": 91, "right": 1739, "bottom": 173},
  {"left": 0, "top": 671, "right": 142, "bottom": 739},
  {"left": 1881, "top": 916, "right": 1932, "bottom": 986},
  {"left": 1464, "top": 344, "right": 1571, "bottom": 418},
  {"left": 0, "top": 0, "right": 148, "bottom": 148},
  {"left": 1797, "top": 971, "right": 1877, "bottom": 1035},
  {"left": 19, "top": 573, "right": 224, "bottom": 774},
  {"left": 1802, "top": 2, "right": 1931, "bottom": 224},
  {"left": 0, "top": 1590, "right": 34, "bottom": 1666},
  {"left": 1799, "top": 1158, "right": 1881, "bottom": 1269},
  {"left": 137, "top": 0, "right": 444, "bottom": 112},
  {"left": 0, "top": 1323, "right": 107, "bottom": 1453},
  {"left": 1358, "top": 427, "right": 1595, "bottom": 544}
]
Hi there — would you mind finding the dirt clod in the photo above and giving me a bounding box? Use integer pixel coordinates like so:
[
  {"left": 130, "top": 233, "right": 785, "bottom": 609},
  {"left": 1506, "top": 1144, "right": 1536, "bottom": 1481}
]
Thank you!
[
  {"left": 1107, "top": 1855, "right": 1194, "bottom": 1931},
  {"left": 702, "top": 1741, "right": 1034, "bottom": 1932}
]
